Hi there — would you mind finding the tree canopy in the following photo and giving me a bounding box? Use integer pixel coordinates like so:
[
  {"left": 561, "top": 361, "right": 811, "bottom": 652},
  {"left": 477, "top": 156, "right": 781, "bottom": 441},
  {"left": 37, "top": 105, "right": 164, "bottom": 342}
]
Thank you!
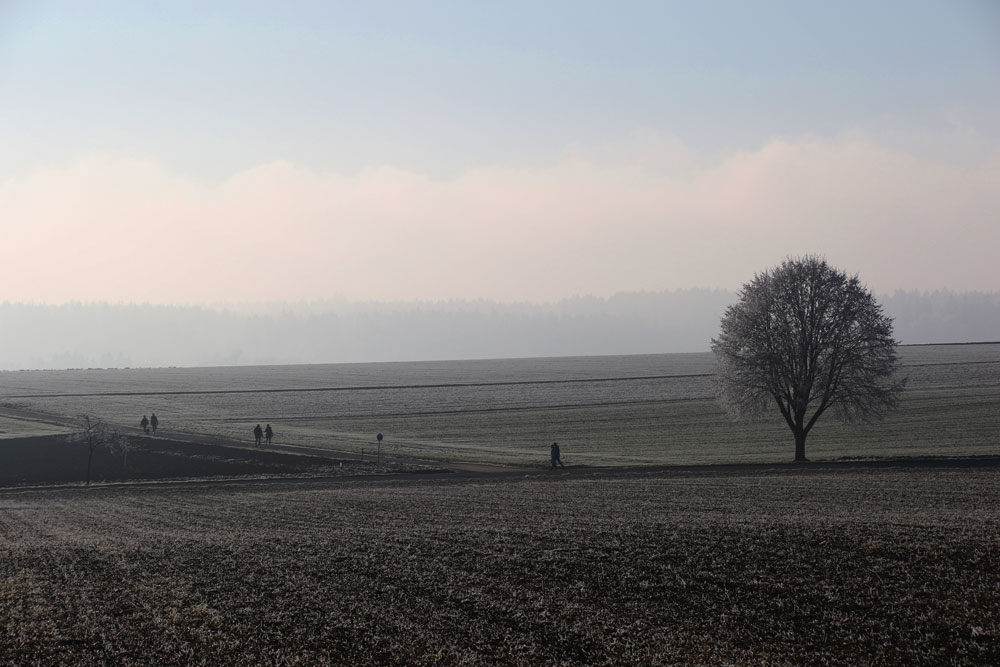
[{"left": 711, "top": 256, "right": 905, "bottom": 461}]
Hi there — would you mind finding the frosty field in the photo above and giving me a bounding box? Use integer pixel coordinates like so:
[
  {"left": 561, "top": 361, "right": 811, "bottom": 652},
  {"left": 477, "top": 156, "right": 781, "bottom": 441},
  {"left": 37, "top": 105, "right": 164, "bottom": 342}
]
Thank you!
[
  {"left": 1, "top": 343, "right": 997, "bottom": 466},
  {"left": 2, "top": 463, "right": 998, "bottom": 664},
  {"left": 1, "top": 346, "right": 998, "bottom": 664}
]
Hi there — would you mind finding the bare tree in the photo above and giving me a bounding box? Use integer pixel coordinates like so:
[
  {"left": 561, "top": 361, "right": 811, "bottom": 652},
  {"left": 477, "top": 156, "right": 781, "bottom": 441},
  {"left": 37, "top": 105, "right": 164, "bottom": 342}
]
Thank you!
[
  {"left": 111, "top": 434, "right": 136, "bottom": 469},
  {"left": 67, "top": 415, "right": 130, "bottom": 484},
  {"left": 711, "top": 256, "right": 905, "bottom": 461}
]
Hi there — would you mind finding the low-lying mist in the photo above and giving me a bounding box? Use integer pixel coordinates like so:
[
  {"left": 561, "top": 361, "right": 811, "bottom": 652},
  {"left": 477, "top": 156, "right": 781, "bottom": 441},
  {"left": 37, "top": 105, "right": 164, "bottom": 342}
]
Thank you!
[{"left": 1, "top": 289, "right": 997, "bottom": 370}]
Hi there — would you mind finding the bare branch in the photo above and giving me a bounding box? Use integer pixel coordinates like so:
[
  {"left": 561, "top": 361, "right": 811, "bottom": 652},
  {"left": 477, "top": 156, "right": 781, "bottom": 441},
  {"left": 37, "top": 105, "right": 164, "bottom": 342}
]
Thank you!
[{"left": 67, "top": 414, "right": 131, "bottom": 484}]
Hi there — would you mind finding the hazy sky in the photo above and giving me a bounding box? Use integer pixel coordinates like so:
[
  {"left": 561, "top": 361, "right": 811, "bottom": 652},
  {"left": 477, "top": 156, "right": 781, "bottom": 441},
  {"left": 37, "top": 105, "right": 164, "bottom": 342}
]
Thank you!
[{"left": 2, "top": 1, "right": 998, "bottom": 303}]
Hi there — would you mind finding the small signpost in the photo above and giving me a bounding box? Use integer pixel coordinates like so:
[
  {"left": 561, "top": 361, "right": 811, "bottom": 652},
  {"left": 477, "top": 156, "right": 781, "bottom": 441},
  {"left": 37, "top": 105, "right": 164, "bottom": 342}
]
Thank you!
[{"left": 376, "top": 433, "right": 383, "bottom": 466}]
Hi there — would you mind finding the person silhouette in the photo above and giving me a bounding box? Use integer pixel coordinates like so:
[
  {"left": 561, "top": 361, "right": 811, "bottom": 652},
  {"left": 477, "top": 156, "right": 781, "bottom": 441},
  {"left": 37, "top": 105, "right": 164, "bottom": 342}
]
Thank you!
[
  {"left": 150, "top": 413, "right": 159, "bottom": 434},
  {"left": 140, "top": 415, "right": 149, "bottom": 434},
  {"left": 550, "top": 442, "right": 564, "bottom": 469},
  {"left": 253, "top": 424, "right": 263, "bottom": 447},
  {"left": 264, "top": 424, "right": 273, "bottom": 445}
]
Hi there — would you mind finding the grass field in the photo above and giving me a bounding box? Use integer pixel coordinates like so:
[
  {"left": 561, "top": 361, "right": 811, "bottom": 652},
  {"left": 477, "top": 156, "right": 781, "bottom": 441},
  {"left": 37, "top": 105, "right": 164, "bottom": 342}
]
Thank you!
[
  {"left": 1, "top": 463, "right": 997, "bottom": 664},
  {"left": 1, "top": 344, "right": 997, "bottom": 466}
]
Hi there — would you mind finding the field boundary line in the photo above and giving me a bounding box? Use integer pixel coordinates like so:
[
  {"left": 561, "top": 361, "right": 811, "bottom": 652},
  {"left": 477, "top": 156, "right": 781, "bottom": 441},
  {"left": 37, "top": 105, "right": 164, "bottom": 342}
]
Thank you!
[
  {"left": 212, "top": 397, "right": 716, "bottom": 422},
  {"left": 0, "top": 373, "right": 713, "bottom": 399},
  {"left": 901, "top": 360, "right": 1000, "bottom": 368},
  {"left": 4, "top": 360, "right": 998, "bottom": 400}
]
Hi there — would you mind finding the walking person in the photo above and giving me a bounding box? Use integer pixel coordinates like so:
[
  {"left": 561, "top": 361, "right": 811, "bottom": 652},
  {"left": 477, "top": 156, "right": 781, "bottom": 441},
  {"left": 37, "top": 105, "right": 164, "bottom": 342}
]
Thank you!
[
  {"left": 253, "top": 424, "right": 263, "bottom": 447},
  {"left": 150, "top": 413, "right": 159, "bottom": 435},
  {"left": 140, "top": 415, "right": 149, "bottom": 434},
  {"left": 264, "top": 424, "right": 273, "bottom": 446},
  {"left": 550, "top": 441, "right": 564, "bottom": 469}
]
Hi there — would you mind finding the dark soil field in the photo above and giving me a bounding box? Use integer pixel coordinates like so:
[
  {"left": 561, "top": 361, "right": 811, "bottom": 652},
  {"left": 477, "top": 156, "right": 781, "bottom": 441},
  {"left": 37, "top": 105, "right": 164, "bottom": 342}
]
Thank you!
[
  {"left": 0, "top": 435, "right": 378, "bottom": 487},
  {"left": 2, "top": 462, "right": 998, "bottom": 665}
]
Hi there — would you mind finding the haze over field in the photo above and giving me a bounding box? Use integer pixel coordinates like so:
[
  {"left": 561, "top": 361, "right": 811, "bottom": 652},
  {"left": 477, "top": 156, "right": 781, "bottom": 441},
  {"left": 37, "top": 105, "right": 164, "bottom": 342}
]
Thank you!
[
  {"left": 4, "top": 7, "right": 1000, "bottom": 666},
  {"left": 2, "top": 1, "right": 999, "bottom": 319},
  {"left": 1, "top": 290, "right": 998, "bottom": 369}
]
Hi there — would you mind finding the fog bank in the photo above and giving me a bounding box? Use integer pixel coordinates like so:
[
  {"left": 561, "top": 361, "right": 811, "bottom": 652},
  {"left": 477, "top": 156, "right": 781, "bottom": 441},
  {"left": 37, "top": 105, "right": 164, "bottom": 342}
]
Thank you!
[{"left": 1, "top": 290, "right": 997, "bottom": 370}]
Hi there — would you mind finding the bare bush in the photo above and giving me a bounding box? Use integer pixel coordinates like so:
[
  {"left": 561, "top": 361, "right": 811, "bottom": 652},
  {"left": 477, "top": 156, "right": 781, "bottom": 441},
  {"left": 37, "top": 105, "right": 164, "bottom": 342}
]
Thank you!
[{"left": 67, "top": 415, "right": 130, "bottom": 484}]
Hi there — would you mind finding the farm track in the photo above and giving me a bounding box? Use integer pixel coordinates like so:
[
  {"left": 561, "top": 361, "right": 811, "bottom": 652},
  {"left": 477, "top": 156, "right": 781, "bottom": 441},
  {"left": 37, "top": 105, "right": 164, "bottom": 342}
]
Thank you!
[
  {"left": 0, "top": 403, "right": 517, "bottom": 477},
  {"left": 4, "top": 457, "right": 1000, "bottom": 499},
  {"left": 3, "top": 395, "right": 749, "bottom": 480}
]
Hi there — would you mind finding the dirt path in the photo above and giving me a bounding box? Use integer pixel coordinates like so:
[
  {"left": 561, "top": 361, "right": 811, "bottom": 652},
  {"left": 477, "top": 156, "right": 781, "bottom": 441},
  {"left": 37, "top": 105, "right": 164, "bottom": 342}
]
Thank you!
[
  {"left": 0, "top": 404, "right": 515, "bottom": 474},
  {"left": 4, "top": 453, "right": 1000, "bottom": 498}
]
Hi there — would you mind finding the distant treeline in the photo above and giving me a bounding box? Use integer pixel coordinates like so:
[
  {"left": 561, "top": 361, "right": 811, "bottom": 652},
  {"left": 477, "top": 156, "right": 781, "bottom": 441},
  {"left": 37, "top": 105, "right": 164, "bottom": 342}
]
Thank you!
[{"left": 1, "top": 290, "right": 997, "bottom": 370}]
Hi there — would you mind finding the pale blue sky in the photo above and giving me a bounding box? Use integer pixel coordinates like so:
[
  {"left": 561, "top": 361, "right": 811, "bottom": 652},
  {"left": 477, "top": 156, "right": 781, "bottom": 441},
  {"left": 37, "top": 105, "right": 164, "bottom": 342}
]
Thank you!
[
  {"left": 1, "top": 1, "right": 998, "bottom": 303},
  {"left": 3, "top": 1, "right": 997, "bottom": 180}
]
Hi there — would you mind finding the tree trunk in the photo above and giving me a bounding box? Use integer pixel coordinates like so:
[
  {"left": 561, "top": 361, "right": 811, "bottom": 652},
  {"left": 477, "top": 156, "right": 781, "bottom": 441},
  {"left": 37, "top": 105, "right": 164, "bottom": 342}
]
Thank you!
[
  {"left": 793, "top": 429, "right": 808, "bottom": 462},
  {"left": 86, "top": 446, "right": 94, "bottom": 485}
]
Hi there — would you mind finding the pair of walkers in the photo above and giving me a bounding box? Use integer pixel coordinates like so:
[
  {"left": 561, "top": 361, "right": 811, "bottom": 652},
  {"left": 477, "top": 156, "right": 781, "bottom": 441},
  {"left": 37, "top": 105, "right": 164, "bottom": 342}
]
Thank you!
[
  {"left": 253, "top": 423, "right": 273, "bottom": 447},
  {"left": 140, "top": 413, "right": 159, "bottom": 435}
]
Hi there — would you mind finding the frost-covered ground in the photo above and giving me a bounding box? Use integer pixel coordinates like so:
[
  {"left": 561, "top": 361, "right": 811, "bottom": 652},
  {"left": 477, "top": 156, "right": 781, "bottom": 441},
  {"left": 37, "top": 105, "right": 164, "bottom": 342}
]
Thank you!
[
  {"left": 2, "top": 463, "right": 998, "bottom": 664},
  {"left": 1, "top": 343, "right": 998, "bottom": 466}
]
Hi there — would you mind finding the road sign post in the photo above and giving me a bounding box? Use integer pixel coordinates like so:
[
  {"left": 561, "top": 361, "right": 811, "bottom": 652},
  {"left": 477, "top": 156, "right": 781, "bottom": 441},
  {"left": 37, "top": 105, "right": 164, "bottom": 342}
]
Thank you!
[{"left": 377, "top": 433, "right": 383, "bottom": 466}]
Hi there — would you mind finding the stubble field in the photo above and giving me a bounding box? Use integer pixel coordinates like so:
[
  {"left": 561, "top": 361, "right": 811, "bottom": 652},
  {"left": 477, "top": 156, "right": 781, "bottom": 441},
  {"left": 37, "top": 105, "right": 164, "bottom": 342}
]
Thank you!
[{"left": 1, "top": 464, "right": 998, "bottom": 664}]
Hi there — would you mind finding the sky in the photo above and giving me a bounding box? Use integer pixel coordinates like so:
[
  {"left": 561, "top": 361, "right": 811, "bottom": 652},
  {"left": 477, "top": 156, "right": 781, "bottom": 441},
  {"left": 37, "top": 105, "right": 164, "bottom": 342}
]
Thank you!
[{"left": 1, "top": 0, "right": 999, "bottom": 304}]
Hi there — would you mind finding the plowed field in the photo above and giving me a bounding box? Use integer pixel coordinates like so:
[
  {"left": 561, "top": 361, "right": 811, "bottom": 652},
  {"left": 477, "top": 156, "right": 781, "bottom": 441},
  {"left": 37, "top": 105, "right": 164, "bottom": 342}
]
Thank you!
[{"left": 2, "top": 463, "right": 998, "bottom": 664}]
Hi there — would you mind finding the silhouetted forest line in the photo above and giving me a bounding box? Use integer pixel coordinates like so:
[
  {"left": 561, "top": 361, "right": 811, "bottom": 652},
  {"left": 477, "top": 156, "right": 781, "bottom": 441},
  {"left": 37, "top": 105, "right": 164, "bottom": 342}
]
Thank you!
[{"left": 1, "top": 289, "right": 997, "bottom": 370}]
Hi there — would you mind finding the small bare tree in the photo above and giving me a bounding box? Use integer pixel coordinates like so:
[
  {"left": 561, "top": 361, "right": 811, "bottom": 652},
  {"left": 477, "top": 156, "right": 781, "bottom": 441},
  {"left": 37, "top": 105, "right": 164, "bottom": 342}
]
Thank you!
[
  {"left": 110, "top": 434, "right": 135, "bottom": 469},
  {"left": 67, "top": 415, "right": 130, "bottom": 484},
  {"left": 711, "top": 256, "right": 905, "bottom": 461}
]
